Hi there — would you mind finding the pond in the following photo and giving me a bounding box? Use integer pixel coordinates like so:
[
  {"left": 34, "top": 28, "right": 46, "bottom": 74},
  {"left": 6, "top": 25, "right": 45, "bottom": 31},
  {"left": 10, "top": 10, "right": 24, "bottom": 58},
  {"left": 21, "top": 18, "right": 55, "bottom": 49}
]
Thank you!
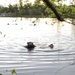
[{"left": 0, "top": 17, "right": 75, "bottom": 75}]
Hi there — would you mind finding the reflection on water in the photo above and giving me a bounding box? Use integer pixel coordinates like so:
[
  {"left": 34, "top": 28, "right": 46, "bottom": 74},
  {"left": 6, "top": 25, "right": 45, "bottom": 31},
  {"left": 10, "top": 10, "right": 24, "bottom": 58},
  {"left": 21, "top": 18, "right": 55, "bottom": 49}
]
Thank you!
[{"left": 0, "top": 17, "right": 75, "bottom": 75}]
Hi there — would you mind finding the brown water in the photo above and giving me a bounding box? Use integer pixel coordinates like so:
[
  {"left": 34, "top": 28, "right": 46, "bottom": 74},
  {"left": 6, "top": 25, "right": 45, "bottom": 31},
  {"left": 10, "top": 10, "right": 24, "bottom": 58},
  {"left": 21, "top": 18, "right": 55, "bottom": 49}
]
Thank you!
[{"left": 0, "top": 17, "right": 75, "bottom": 75}]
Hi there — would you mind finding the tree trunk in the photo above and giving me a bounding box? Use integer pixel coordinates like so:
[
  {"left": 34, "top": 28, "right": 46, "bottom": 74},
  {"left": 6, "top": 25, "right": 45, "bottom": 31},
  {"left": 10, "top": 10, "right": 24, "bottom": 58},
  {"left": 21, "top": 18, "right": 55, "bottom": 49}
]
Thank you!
[{"left": 43, "top": 0, "right": 64, "bottom": 21}]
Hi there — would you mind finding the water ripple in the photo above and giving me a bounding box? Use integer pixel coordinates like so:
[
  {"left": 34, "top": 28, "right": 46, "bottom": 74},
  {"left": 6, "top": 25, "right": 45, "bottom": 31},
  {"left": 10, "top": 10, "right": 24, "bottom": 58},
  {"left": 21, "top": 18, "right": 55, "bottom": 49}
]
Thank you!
[{"left": 0, "top": 18, "right": 75, "bottom": 75}]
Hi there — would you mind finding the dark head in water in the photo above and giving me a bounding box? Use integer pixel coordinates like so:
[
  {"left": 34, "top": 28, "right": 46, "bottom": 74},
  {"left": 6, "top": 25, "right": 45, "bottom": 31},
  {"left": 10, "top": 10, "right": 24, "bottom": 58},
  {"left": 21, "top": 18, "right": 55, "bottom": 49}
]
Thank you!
[
  {"left": 24, "top": 42, "right": 36, "bottom": 51},
  {"left": 49, "top": 44, "right": 54, "bottom": 49}
]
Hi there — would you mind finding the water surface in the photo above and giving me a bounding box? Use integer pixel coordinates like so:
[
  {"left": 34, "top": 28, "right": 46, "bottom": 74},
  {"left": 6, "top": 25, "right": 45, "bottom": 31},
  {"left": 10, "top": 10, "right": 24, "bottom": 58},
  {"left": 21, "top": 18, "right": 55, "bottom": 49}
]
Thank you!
[{"left": 0, "top": 17, "right": 75, "bottom": 75}]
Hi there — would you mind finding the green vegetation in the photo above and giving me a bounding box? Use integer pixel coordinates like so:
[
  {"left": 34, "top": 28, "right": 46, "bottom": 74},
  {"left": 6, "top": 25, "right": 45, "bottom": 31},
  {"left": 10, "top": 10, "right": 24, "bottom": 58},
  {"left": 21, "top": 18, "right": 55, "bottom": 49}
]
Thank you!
[
  {"left": 0, "top": 0, "right": 75, "bottom": 18},
  {"left": 0, "top": 69, "right": 17, "bottom": 75},
  {"left": 11, "top": 69, "right": 17, "bottom": 75}
]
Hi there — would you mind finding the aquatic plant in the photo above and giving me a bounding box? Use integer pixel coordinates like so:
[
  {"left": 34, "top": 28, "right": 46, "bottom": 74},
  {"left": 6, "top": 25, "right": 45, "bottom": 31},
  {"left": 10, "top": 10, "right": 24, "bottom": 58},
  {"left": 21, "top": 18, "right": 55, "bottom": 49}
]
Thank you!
[{"left": 11, "top": 69, "right": 17, "bottom": 75}]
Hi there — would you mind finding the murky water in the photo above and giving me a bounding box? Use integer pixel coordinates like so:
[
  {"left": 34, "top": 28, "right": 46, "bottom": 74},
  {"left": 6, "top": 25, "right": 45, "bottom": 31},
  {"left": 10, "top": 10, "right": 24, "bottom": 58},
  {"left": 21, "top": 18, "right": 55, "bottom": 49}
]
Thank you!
[{"left": 0, "top": 17, "right": 75, "bottom": 75}]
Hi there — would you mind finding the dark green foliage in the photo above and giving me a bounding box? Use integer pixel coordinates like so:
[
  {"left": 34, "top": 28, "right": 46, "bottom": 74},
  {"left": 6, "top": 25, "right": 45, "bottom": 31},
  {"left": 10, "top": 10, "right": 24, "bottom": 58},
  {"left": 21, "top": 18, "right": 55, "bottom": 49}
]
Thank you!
[{"left": 0, "top": 0, "right": 75, "bottom": 18}]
